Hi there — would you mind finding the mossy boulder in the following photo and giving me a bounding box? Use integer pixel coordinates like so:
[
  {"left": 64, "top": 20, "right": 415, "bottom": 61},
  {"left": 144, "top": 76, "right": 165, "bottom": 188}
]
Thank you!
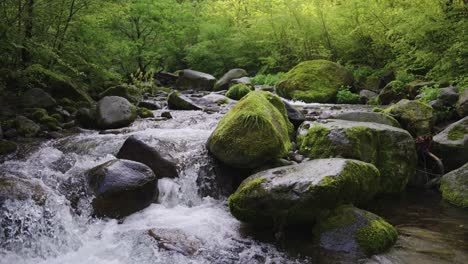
[
  {"left": 15, "top": 115, "right": 40, "bottom": 137},
  {"left": 29, "top": 108, "right": 62, "bottom": 131},
  {"left": 96, "top": 96, "right": 137, "bottom": 129},
  {"left": 297, "top": 119, "right": 417, "bottom": 193},
  {"left": 76, "top": 107, "right": 97, "bottom": 129},
  {"left": 214, "top": 68, "right": 248, "bottom": 91},
  {"left": 276, "top": 60, "right": 353, "bottom": 103},
  {"left": 0, "top": 139, "right": 17, "bottom": 156},
  {"left": 167, "top": 92, "right": 202, "bottom": 111},
  {"left": 383, "top": 99, "right": 434, "bottom": 137},
  {"left": 99, "top": 84, "right": 142, "bottom": 104},
  {"left": 207, "top": 91, "right": 293, "bottom": 169},
  {"left": 137, "top": 107, "right": 154, "bottom": 118},
  {"left": 440, "top": 163, "right": 468, "bottom": 208},
  {"left": 228, "top": 159, "right": 380, "bottom": 226},
  {"left": 378, "top": 80, "right": 409, "bottom": 105},
  {"left": 433, "top": 117, "right": 468, "bottom": 172},
  {"left": 313, "top": 205, "right": 397, "bottom": 256},
  {"left": 225, "top": 84, "right": 252, "bottom": 100},
  {"left": 21, "top": 64, "right": 92, "bottom": 104}
]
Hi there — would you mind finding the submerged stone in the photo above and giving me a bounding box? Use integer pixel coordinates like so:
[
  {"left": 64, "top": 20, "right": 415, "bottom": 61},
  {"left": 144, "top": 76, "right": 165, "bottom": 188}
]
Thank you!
[
  {"left": 228, "top": 159, "right": 380, "bottom": 226},
  {"left": 297, "top": 119, "right": 416, "bottom": 193},
  {"left": 207, "top": 91, "right": 293, "bottom": 169}
]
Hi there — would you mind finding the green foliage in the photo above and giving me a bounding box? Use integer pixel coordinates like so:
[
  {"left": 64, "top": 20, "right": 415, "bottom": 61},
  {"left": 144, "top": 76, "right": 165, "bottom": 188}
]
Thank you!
[
  {"left": 251, "top": 72, "right": 286, "bottom": 86},
  {"left": 418, "top": 85, "right": 441, "bottom": 103},
  {"left": 225, "top": 84, "right": 252, "bottom": 100},
  {"left": 336, "top": 86, "right": 360, "bottom": 104}
]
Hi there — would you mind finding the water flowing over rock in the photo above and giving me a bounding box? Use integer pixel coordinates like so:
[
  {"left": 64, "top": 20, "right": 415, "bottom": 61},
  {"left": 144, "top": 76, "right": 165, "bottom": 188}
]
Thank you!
[
  {"left": 87, "top": 159, "right": 158, "bottom": 218},
  {"left": 297, "top": 119, "right": 417, "bottom": 193},
  {"left": 228, "top": 159, "right": 380, "bottom": 226},
  {"left": 207, "top": 91, "right": 293, "bottom": 169}
]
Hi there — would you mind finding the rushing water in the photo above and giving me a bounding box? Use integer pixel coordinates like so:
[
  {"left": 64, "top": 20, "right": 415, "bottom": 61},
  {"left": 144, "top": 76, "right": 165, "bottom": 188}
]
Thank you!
[{"left": 0, "top": 99, "right": 467, "bottom": 264}]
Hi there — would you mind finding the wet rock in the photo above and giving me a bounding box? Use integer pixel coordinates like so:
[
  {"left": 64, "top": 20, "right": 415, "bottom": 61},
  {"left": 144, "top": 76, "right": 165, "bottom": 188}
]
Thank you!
[
  {"left": 0, "top": 175, "right": 46, "bottom": 205},
  {"left": 175, "top": 69, "right": 216, "bottom": 91},
  {"left": 208, "top": 91, "right": 293, "bottom": 169},
  {"left": 99, "top": 84, "right": 142, "bottom": 104},
  {"left": 117, "top": 135, "right": 179, "bottom": 179},
  {"left": 228, "top": 159, "right": 380, "bottom": 226},
  {"left": 438, "top": 86, "right": 460, "bottom": 106},
  {"left": 96, "top": 96, "right": 137, "bottom": 129},
  {"left": 76, "top": 107, "right": 97, "bottom": 129},
  {"left": 138, "top": 100, "right": 161, "bottom": 110},
  {"left": 313, "top": 205, "right": 397, "bottom": 257},
  {"left": 276, "top": 60, "right": 353, "bottom": 103},
  {"left": 167, "top": 92, "right": 203, "bottom": 111},
  {"left": 161, "top": 111, "right": 173, "bottom": 119},
  {"left": 154, "top": 71, "right": 178, "bottom": 86},
  {"left": 332, "top": 111, "right": 400, "bottom": 128},
  {"left": 21, "top": 88, "right": 57, "bottom": 109},
  {"left": 87, "top": 159, "right": 158, "bottom": 218},
  {"left": 456, "top": 89, "right": 468, "bottom": 118},
  {"left": 0, "top": 139, "right": 17, "bottom": 156},
  {"left": 15, "top": 115, "right": 40, "bottom": 137},
  {"left": 198, "top": 93, "right": 230, "bottom": 106},
  {"left": 148, "top": 228, "right": 201, "bottom": 256},
  {"left": 225, "top": 84, "right": 252, "bottom": 100},
  {"left": 359, "top": 89, "right": 378, "bottom": 104},
  {"left": 137, "top": 107, "right": 154, "bottom": 118},
  {"left": 432, "top": 117, "right": 468, "bottom": 172},
  {"left": 378, "top": 80, "right": 408, "bottom": 105},
  {"left": 283, "top": 100, "right": 305, "bottom": 128},
  {"left": 384, "top": 99, "right": 434, "bottom": 137},
  {"left": 440, "top": 162, "right": 468, "bottom": 208},
  {"left": 230, "top": 77, "right": 252, "bottom": 87},
  {"left": 214, "top": 68, "right": 248, "bottom": 91},
  {"left": 297, "top": 119, "right": 416, "bottom": 193}
]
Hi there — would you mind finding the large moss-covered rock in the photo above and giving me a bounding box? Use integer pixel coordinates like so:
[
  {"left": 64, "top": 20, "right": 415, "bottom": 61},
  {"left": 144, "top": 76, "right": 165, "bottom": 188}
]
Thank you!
[
  {"left": 313, "top": 205, "right": 398, "bottom": 256},
  {"left": 21, "top": 88, "right": 57, "bottom": 109},
  {"left": 99, "top": 84, "right": 142, "bottom": 104},
  {"left": 225, "top": 84, "right": 252, "bottom": 100},
  {"left": 276, "top": 60, "right": 353, "bottom": 103},
  {"left": 440, "top": 162, "right": 468, "bottom": 208},
  {"left": 214, "top": 68, "right": 248, "bottom": 91},
  {"left": 175, "top": 69, "right": 216, "bottom": 91},
  {"left": 228, "top": 159, "right": 380, "bottom": 226},
  {"left": 96, "top": 96, "right": 137, "bottom": 129},
  {"left": 378, "top": 80, "right": 408, "bottom": 105},
  {"left": 167, "top": 92, "right": 202, "bottom": 110},
  {"left": 0, "top": 139, "right": 17, "bottom": 156},
  {"left": 15, "top": 115, "right": 40, "bottom": 137},
  {"left": 383, "top": 99, "right": 434, "bottom": 137},
  {"left": 207, "top": 91, "right": 293, "bottom": 169},
  {"left": 297, "top": 119, "right": 416, "bottom": 193},
  {"left": 457, "top": 89, "right": 468, "bottom": 118},
  {"left": 21, "top": 64, "right": 92, "bottom": 104},
  {"left": 87, "top": 159, "right": 158, "bottom": 218},
  {"left": 29, "top": 108, "right": 62, "bottom": 131},
  {"left": 432, "top": 117, "right": 468, "bottom": 172}
]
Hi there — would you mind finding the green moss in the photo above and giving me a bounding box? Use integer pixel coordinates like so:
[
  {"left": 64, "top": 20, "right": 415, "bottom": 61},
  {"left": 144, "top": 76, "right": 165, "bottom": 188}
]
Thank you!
[
  {"left": 297, "top": 126, "right": 335, "bottom": 158},
  {"left": 228, "top": 178, "right": 268, "bottom": 223},
  {"left": 373, "top": 107, "right": 384, "bottom": 113},
  {"left": 216, "top": 98, "right": 229, "bottom": 105},
  {"left": 137, "top": 107, "right": 154, "bottom": 118},
  {"left": 384, "top": 99, "right": 434, "bottom": 137},
  {"left": 356, "top": 218, "right": 398, "bottom": 256},
  {"left": 447, "top": 125, "right": 466, "bottom": 141},
  {"left": 225, "top": 84, "right": 252, "bottom": 100},
  {"left": 0, "top": 139, "right": 17, "bottom": 155},
  {"left": 378, "top": 80, "right": 408, "bottom": 105},
  {"left": 440, "top": 164, "right": 468, "bottom": 208},
  {"left": 50, "top": 113, "right": 64, "bottom": 123},
  {"left": 276, "top": 60, "right": 353, "bottom": 103},
  {"left": 99, "top": 84, "right": 142, "bottom": 104},
  {"left": 336, "top": 86, "right": 360, "bottom": 104},
  {"left": 208, "top": 91, "right": 293, "bottom": 168},
  {"left": 316, "top": 205, "right": 357, "bottom": 231},
  {"left": 31, "top": 108, "right": 48, "bottom": 121}
]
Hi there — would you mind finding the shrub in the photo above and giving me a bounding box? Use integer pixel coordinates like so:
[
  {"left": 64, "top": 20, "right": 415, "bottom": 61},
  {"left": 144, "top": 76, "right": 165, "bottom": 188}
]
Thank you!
[
  {"left": 337, "top": 86, "right": 360, "bottom": 104},
  {"left": 251, "top": 72, "right": 285, "bottom": 86},
  {"left": 419, "top": 85, "right": 440, "bottom": 103}
]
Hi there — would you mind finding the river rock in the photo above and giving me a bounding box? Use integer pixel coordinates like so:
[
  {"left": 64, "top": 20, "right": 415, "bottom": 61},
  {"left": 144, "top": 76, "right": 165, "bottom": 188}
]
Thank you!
[
  {"left": 167, "top": 92, "right": 202, "bottom": 110},
  {"left": 207, "top": 91, "right": 293, "bottom": 169},
  {"left": 276, "top": 60, "right": 353, "bottom": 103},
  {"left": 99, "top": 84, "right": 142, "bottom": 104},
  {"left": 87, "top": 159, "right": 158, "bottom": 218},
  {"left": 456, "top": 89, "right": 468, "bottom": 117},
  {"left": 21, "top": 88, "right": 57, "bottom": 109},
  {"left": 117, "top": 136, "right": 179, "bottom": 179},
  {"left": 313, "top": 205, "right": 398, "bottom": 257},
  {"left": 432, "top": 117, "right": 468, "bottom": 172},
  {"left": 383, "top": 99, "right": 433, "bottom": 137},
  {"left": 214, "top": 68, "right": 248, "bottom": 91},
  {"left": 76, "top": 107, "right": 97, "bottom": 129},
  {"left": 230, "top": 77, "right": 252, "bottom": 86},
  {"left": 438, "top": 86, "right": 459, "bottom": 106},
  {"left": 332, "top": 111, "right": 400, "bottom": 127},
  {"left": 225, "top": 84, "right": 252, "bottom": 100},
  {"left": 228, "top": 159, "right": 380, "bottom": 226},
  {"left": 138, "top": 100, "right": 161, "bottom": 110},
  {"left": 297, "top": 119, "right": 416, "bottom": 193},
  {"left": 0, "top": 175, "right": 46, "bottom": 205},
  {"left": 378, "top": 80, "right": 408, "bottom": 105},
  {"left": 175, "top": 69, "right": 216, "bottom": 91},
  {"left": 283, "top": 100, "right": 305, "bottom": 128},
  {"left": 440, "top": 162, "right": 468, "bottom": 208},
  {"left": 15, "top": 115, "right": 40, "bottom": 137},
  {"left": 359, "top": 90, "right": 378, "bottom": 104},
  {"left": 0, "top": 139, "right": 17, "bottom": 156},
  {"left": 154, "top": 71, "right": 178, "bottom": 86},
  {"left": 198, "top": 93, "right": 230, "bottom": 106},
  {"left": 96, "top": 96, "right": 137, "bottom": 129}
]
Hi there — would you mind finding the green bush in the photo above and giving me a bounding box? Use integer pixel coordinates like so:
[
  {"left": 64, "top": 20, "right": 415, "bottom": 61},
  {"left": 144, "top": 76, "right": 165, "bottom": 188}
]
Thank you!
[
  {"left": 419, "top": 85, "right": 440, "bottom": 103},
  {"left": 225, "top": 84, "right": 252, "bottom": 100},
  {"left": 336, "top": 86, "right": 360, "bottom": 104},
  {"left": 251, "top": 72, "right": 285, "bottom": 86}
]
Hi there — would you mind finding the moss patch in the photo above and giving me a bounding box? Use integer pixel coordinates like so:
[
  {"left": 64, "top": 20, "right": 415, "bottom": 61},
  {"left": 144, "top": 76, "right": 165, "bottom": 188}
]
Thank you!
[
  {"left": 447, "top": 125, "right": 466, "bottom": 141},
  {"left": 356, "top": 218, "right": 398, "bottom": 256},
  {"left": 384, "top": 99, "right": 433, "bottom": 137},
  {"left": 276, "top": 60, "right": 353, "bottom": 103},
  {"left": 225, "top": 84, "right": 252, "bottom": 100},
  {"left": 297, "top": 126, "right": 335, "bottom": 158},
  {"left": 137, "top": 107, "right": 154, "bottom": 118},
  {"left": 440, "top": 163, "right": 468, "bottom": 208}
]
